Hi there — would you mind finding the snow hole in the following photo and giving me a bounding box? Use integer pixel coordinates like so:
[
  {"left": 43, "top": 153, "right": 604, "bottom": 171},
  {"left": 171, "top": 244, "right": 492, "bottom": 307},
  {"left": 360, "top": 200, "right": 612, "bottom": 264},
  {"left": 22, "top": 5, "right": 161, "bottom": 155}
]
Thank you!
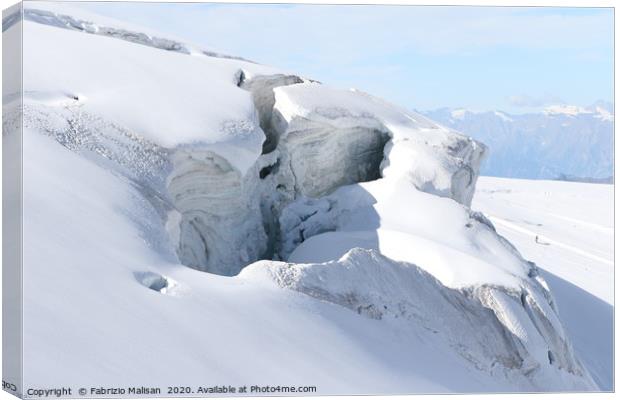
[{"left": 134, "top": 271, "right": 177, "bottom": 295}]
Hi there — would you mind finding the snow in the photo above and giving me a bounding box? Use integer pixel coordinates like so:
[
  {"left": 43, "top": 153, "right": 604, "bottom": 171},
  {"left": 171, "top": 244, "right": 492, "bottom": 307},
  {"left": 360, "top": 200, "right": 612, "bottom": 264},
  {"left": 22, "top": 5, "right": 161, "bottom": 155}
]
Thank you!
[
  {"left": 493, "top": 110, "right": 514, "bottom": 122},
  {"left": 21, "top": 12, "right": 280, "bottom": 175},
  {"left": 473, "top": 176, "right": 613, "bottom": 390},
  {"left": 595, "top": 106, "right": 614, "bottom": 121},
  {"left": 282, "top": 178, "right": 529, "bottom": 289},
  {"left": 24, "top": 134, "right": 450, "bottom": 392},
  {"left": 243, "top": 248, "right": 595, "bottom": 392},
  {"left": 20, "top": 1, "right": 252, "bottom": 61},
  {"left": 21, "top": 133, "right": 573, "bottom": 393},
  {"left": 20, "top": 133, "right": 596, "bottom": 392},
  {"left": 543, "top": 104, "right": 592, "bottom": 117},
  {"left": 158, "top": 73, "right": 486, "bottom": 274},
  {"left": 450, "top": 108, "right": 468, "bottom": 120},
  {"left": 21, "top": 1, "right": 170, "bottom": 37},
  {"left": 274, "top": 83, "right": 486, "bottom": 206},
  {"left": 8, "top": 3, "right": 607, "bottom": 395}
]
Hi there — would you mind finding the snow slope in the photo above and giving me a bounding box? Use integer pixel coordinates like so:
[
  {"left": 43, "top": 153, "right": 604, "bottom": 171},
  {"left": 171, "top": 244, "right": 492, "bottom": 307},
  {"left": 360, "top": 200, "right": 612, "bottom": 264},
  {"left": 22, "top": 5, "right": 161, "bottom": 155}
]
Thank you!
[
  {"left": 20, "top": 131, "right": 595, "bottom": 393},
  {"left": 473, "top": 177, "right": 614, "bottom": 390},
  {"left": 3, "top": 2, "right": 606, "bottom": 395}
]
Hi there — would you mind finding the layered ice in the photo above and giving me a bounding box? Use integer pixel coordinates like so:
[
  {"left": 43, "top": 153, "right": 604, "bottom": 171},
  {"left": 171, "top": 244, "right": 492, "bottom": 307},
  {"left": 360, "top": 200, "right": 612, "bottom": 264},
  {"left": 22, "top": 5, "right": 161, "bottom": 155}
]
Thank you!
[{"left": 273, "top": 83, "right": 486, "bottom": 205}]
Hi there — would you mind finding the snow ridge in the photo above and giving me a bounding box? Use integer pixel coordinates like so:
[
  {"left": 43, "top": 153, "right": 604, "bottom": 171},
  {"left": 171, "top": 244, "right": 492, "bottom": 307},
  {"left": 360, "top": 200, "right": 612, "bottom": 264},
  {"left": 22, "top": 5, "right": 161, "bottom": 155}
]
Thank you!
[{"left": 18, "top": 7, "right": 256, "bottom": 62}]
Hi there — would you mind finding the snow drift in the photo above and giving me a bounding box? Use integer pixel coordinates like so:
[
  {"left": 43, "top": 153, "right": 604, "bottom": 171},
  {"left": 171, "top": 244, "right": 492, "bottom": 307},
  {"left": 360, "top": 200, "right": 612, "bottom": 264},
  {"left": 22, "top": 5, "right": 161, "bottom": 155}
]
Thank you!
[
  {"left": 243, "top": 248, "right": 593, "bottom": 390},
  {"left": 6, "top": 1, "right": 600, "bottom": 394}
]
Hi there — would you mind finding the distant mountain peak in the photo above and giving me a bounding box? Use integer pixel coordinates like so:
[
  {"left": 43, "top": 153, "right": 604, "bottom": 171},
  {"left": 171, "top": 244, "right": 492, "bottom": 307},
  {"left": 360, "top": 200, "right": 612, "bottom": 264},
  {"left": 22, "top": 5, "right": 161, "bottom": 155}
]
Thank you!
[
  {"left": 422, "top": 104, "right": 613, "bottom": 180},
  {"left": 542, "top": 103, "right": 614, "bottom": 121},
  {"left": 492, "top": 110, "right": 514, "bottom": 122},
  {"left": 543, "top": 104, "right": 591, "bottom": 117},
  {"left": 450, "top": 108, "right": 469, "bottom": 120}
]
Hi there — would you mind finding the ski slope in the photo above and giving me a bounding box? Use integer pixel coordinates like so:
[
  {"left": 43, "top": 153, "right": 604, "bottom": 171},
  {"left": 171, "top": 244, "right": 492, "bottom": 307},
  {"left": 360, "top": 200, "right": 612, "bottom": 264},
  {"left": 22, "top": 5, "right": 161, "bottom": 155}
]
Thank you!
[{"left": 473, "top": 176, "right": 614, "bottom": 390}]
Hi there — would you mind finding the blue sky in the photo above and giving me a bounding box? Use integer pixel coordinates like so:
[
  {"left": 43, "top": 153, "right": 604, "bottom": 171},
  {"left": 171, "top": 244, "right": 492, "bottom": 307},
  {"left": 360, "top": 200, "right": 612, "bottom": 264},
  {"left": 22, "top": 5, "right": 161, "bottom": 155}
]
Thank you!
[{"left": 74, "top": 2, "right": 613, "bottom": 113}]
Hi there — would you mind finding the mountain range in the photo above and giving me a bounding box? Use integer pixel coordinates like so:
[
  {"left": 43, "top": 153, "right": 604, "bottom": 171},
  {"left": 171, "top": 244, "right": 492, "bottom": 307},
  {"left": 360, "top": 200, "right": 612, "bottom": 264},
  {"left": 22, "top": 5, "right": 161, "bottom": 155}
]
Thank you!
[{"left": 423, "top": 102, "right": 614, "bottom": 182}]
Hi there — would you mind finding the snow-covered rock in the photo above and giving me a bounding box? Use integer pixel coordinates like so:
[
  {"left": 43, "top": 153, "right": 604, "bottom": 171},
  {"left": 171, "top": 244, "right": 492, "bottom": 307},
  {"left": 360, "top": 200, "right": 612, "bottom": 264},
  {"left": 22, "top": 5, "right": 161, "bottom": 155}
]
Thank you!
[{"left": 7, "top": 2, "right": 600, "bottom": 393}]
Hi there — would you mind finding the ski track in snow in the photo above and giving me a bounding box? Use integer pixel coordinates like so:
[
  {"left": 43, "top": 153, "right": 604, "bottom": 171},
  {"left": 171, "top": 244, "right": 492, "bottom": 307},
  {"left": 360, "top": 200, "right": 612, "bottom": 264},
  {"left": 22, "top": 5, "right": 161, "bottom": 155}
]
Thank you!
[
  {"left": 473, "top": 176, "right": 613, "bottom": 390},
  {"left": 487, "top": 215, "right": 613, "bottom": 267},
  {"left": 545, "top": 212, "right": 614, "bottom": 236}
]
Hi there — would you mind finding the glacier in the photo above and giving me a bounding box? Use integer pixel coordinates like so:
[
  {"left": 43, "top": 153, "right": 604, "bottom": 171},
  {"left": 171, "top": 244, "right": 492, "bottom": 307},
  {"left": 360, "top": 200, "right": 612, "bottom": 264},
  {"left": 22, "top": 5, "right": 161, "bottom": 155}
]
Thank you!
[{"left": 4, "top": 1, "right": 603, "bottom": 394}]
